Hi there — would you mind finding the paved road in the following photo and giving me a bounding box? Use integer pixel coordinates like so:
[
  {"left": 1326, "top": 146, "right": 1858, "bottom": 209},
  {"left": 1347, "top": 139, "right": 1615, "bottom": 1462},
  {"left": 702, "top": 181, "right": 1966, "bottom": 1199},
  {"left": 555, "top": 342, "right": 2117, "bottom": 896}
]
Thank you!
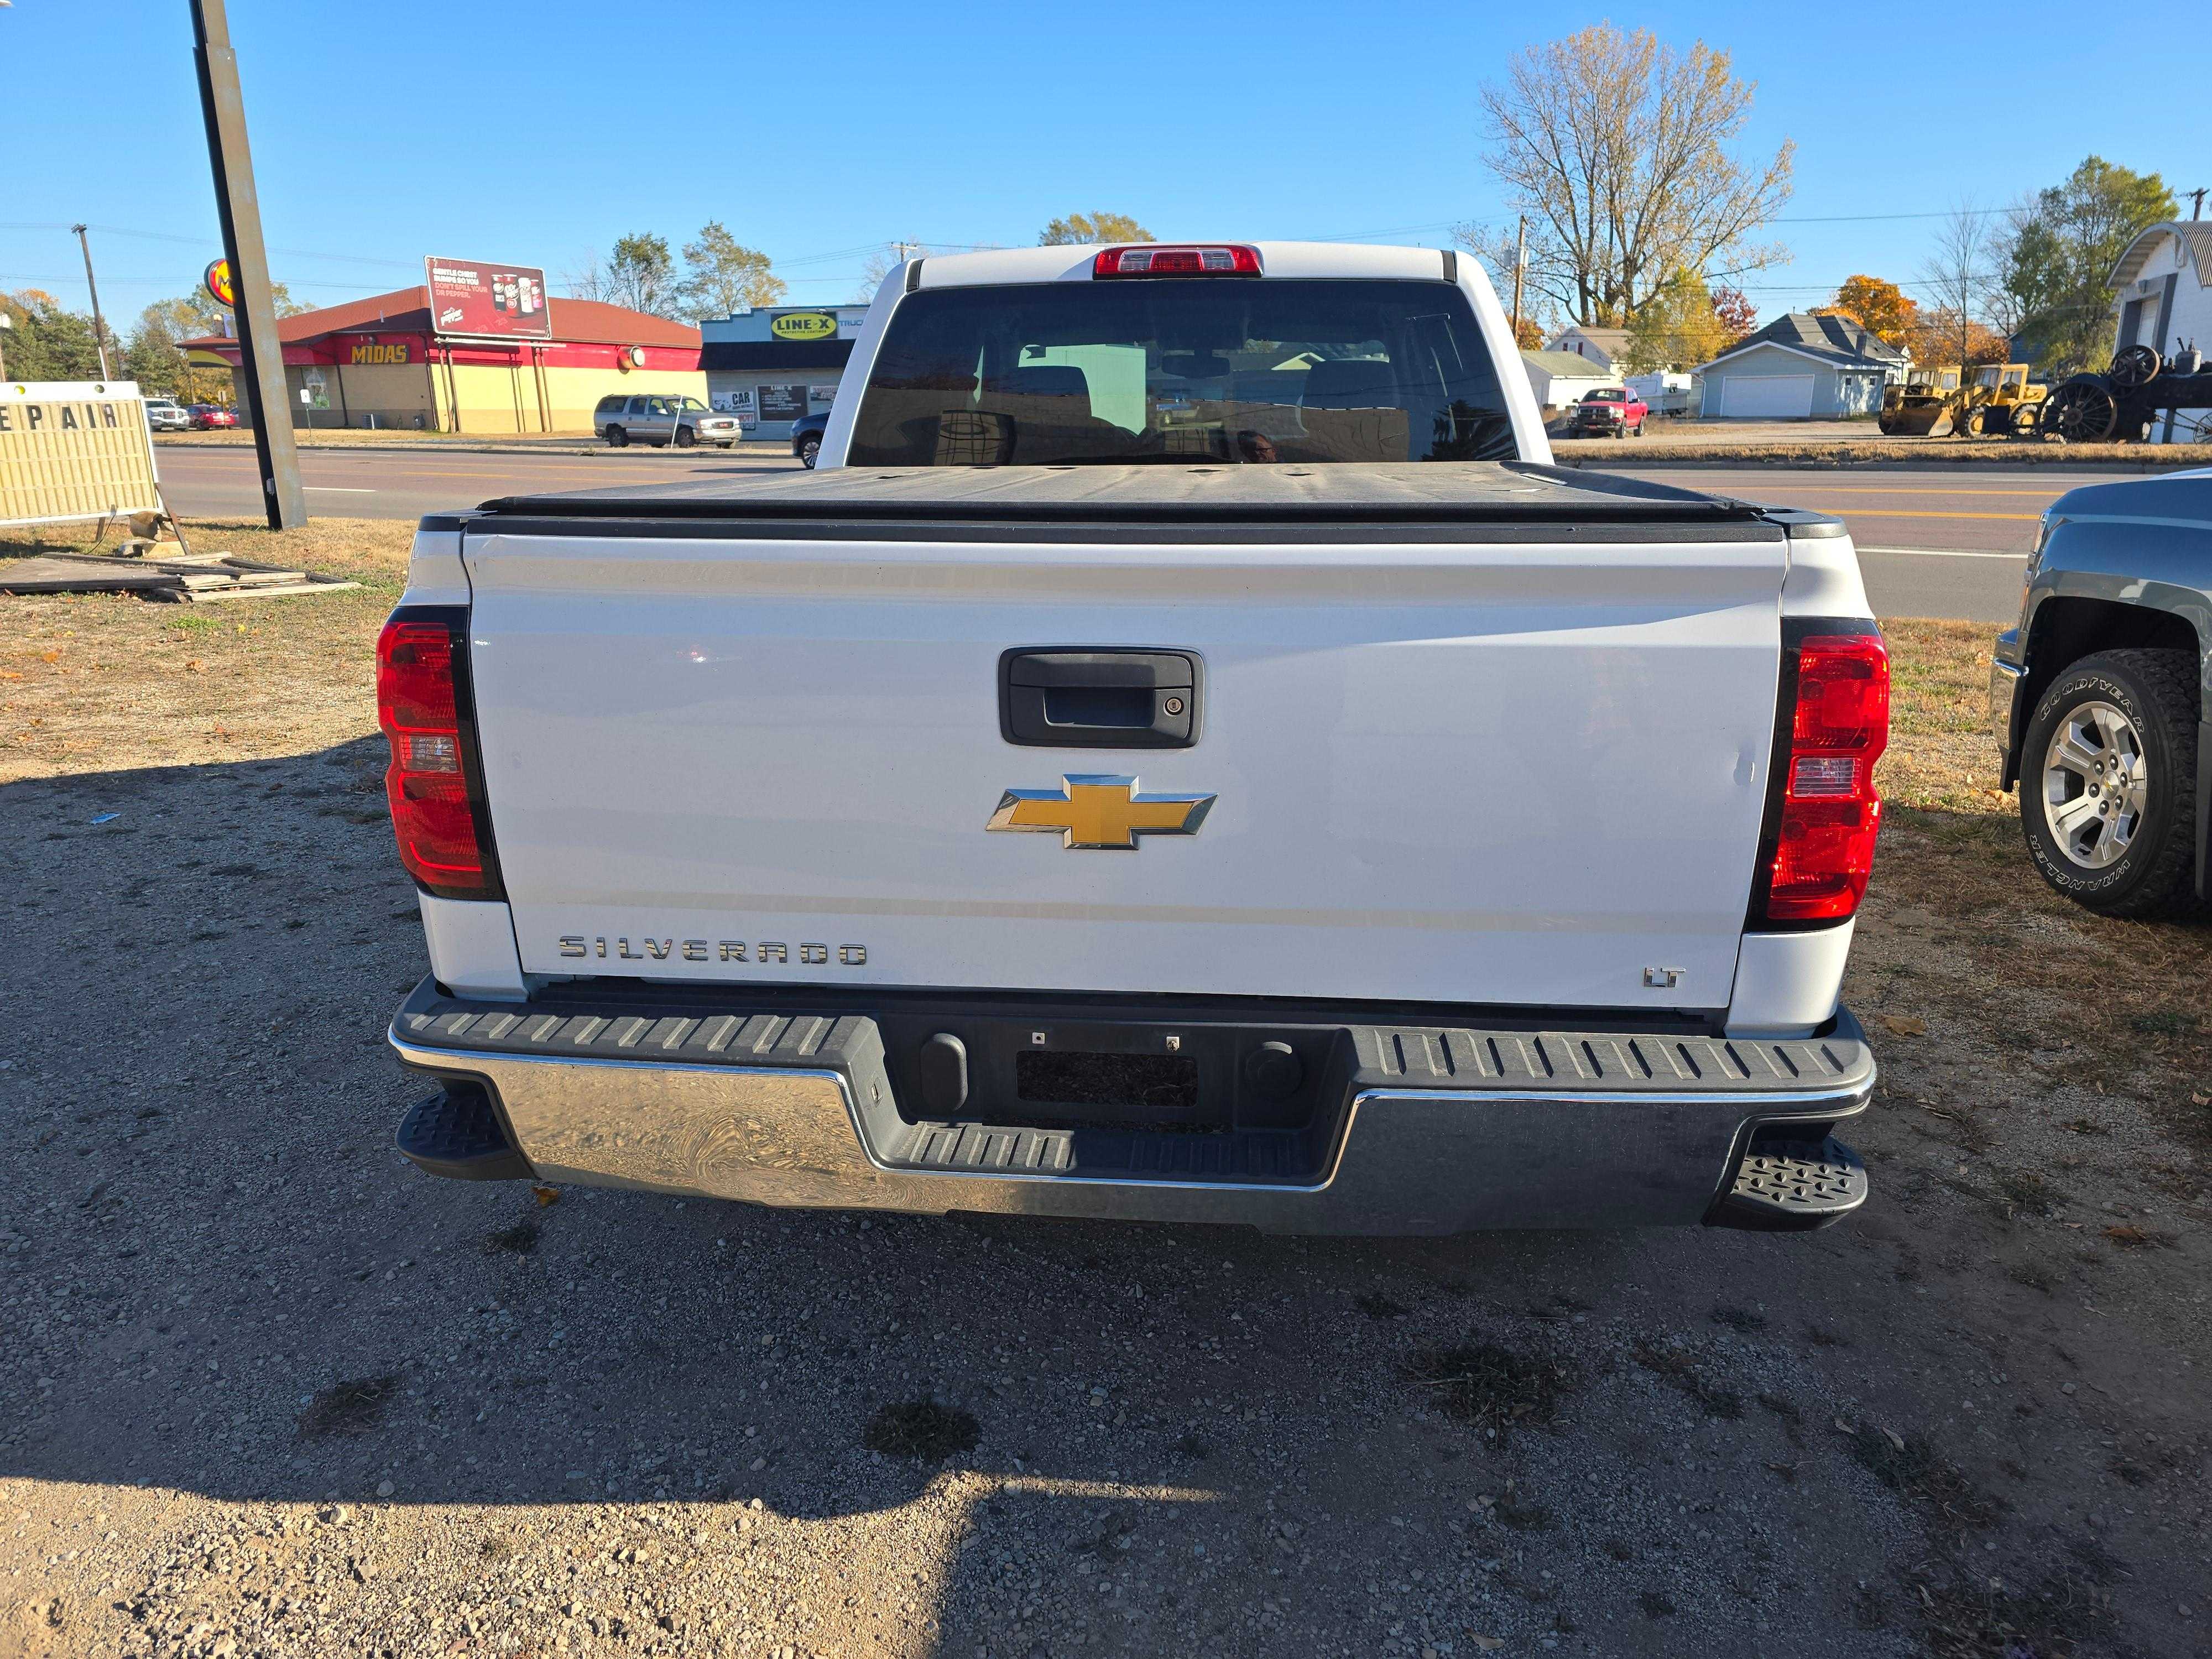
[
  {"left": 1603, "top": 464, "right": 2097, "bottom": 623},
  {"left": 155, "top": 443, "right": 801, "bottom": 524},
  {"left": 158, "top": 447, "right": 2163, "bottom": 622}
]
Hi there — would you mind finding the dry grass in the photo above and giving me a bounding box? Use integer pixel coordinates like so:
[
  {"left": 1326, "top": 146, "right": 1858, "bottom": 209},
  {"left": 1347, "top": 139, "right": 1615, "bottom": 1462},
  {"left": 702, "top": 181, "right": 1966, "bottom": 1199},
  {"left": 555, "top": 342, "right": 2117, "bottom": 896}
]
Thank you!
[
  {"left": 1859, "top": 617, "right": 2212, "bottom": 1151},
  {"left": 1554, "top": 434, "right": 2212, "bottom": 467},
  {"left": 0, "top": 517, "right": 410, "bottom": 784}
]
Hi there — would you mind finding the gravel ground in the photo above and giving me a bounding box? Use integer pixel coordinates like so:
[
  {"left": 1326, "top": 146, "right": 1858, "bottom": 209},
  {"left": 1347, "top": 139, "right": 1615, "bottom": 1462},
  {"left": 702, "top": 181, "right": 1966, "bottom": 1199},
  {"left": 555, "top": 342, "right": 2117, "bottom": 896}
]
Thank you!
[{"left": 2, "top": 525, "right": 2207, "bottom": 1659}]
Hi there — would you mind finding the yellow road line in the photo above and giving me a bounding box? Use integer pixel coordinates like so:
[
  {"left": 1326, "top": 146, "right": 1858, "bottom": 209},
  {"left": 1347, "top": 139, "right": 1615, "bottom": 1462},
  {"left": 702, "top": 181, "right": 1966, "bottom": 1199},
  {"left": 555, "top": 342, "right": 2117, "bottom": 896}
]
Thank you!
[
  {"left": 1734, "top": 486, "right": 2058, "bottom": 498},
  {"left": 1812, "top": 507, "right": 2040, "bottom": 521}
]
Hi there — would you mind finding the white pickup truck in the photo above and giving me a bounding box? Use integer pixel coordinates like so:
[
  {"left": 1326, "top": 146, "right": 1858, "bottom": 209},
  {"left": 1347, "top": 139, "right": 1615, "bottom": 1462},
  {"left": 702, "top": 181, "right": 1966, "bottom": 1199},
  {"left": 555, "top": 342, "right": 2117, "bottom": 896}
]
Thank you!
[{"left": 379, "top": 241, "right": 1885, "bottom": 1235}]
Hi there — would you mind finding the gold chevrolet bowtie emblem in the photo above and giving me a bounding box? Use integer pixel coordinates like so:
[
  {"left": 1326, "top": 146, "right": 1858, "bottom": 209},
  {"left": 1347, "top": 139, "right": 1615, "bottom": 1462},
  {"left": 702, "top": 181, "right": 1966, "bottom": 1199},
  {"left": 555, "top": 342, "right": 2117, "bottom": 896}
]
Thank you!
[{"left": 986, "top": 774, "right": 1215, "bottom": 850}]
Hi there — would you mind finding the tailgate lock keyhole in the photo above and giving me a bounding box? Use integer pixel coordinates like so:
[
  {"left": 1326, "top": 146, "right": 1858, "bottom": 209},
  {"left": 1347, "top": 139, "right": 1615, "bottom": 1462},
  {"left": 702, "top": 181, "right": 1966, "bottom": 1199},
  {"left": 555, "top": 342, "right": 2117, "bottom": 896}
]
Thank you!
[{"left": 1643, "top": 967, "right": 1684, "bottom": 989}]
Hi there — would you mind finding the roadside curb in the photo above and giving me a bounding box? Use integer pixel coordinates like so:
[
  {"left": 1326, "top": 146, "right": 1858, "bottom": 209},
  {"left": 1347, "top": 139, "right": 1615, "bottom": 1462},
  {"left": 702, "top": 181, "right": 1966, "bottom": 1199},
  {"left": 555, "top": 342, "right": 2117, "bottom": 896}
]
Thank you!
[{"left": 154, "top": 439, "right": 795, "bottom": 461}]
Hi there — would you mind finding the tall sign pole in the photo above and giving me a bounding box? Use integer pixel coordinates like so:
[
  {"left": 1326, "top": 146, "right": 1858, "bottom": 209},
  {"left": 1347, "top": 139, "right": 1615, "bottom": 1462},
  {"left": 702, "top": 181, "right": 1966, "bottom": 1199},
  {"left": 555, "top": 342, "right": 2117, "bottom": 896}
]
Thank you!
[{"left": 189, "top": 0, "right": 306, "bottom": 528}]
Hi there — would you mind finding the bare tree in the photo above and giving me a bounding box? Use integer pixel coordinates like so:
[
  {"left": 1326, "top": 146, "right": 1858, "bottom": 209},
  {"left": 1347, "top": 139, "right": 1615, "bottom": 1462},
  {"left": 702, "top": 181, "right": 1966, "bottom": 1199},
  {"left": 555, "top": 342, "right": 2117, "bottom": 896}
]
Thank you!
[
  {"left": 1457, "top": 24, "right": 1794, "bottom": 327},
  {"left": 1914, "top": 202, "right": 1999, "bottom": 372},
  {"left": 560, "top": 253, "right": 613, "bottom": 304},
  {"left": 852, "top": 242, "right": 925, "bottom": 303}
]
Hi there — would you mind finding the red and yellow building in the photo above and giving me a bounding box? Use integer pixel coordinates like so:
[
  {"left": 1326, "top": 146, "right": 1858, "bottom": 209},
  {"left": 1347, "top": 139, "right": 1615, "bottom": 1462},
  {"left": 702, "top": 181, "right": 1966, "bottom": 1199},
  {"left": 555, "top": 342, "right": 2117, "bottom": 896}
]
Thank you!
[{"left": 183, "top": 288, "right": 705, "bottom": 434}]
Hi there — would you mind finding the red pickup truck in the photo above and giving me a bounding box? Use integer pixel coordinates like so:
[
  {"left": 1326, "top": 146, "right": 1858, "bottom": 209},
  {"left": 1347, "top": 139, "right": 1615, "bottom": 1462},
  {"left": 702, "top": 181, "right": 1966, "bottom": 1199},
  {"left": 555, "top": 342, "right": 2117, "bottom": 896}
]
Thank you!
[{"left": 1565, "top": 386, "right": 1649, "bottom": 439}]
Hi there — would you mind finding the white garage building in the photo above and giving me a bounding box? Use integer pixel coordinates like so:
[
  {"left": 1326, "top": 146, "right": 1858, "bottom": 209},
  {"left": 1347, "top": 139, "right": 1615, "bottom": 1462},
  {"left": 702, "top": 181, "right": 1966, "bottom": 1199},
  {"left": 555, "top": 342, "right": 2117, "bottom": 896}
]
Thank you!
[
  {"left": 1519, "top": 349, "right": 1616, "bottom": 419},
  {"left": 2109, "top": 221, "right": 2212, "bottom": 444},
  {"left": 1694, "top": 312, "right": 1907, "bottom": 419}
]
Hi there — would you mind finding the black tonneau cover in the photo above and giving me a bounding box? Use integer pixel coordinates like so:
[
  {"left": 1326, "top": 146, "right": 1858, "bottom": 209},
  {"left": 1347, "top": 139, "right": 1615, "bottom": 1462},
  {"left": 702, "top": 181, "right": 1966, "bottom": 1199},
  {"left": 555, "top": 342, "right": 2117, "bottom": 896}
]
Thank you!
[{"left": 473, "top": 461, "right": 1780, "bottom": 528}]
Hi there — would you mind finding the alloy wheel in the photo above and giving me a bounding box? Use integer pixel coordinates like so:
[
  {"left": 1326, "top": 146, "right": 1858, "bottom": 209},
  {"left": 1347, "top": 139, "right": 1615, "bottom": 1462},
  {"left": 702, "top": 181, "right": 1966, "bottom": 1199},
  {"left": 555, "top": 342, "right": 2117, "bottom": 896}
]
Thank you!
[{"left": 2041, "top": 701, "right": 2147, "bottom": 868}]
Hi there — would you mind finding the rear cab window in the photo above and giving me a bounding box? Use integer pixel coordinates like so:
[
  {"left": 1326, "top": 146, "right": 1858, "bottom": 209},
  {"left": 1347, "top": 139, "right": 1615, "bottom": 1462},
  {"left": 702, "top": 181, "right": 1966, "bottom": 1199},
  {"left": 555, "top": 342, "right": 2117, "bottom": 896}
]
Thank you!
[{"left": 847, "top": 279, "right": 1514, "bottom": 466}]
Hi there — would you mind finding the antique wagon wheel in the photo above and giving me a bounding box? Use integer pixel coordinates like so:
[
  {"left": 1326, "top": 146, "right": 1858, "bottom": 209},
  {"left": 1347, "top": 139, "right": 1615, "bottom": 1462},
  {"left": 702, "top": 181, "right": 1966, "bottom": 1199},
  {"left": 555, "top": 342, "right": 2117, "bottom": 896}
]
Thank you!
[
  {"left": 2044, "top": 378, "right": 2120, "bottom": 443},
  {"left": 2108, "top": 344, "right": 2161, "bottom": 389}
]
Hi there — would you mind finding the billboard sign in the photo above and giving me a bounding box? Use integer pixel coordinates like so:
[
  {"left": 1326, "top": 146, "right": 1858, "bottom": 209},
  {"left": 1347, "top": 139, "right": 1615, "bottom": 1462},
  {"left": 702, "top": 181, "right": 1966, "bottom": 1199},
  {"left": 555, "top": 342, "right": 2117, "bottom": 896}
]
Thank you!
[
  {"left": 204, "top": 258, "right": 234, "bottom": 308},
  {"left": 425, "top": 257, "right": 553, "bottom": 342}
]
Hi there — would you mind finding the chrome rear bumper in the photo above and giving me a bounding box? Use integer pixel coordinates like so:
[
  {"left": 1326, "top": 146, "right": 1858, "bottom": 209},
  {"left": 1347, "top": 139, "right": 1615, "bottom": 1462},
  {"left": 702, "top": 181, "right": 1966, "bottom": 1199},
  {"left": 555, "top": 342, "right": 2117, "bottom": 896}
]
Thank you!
[{"left": 388, "top": 980, "right": 1874, "bottom": 1236}]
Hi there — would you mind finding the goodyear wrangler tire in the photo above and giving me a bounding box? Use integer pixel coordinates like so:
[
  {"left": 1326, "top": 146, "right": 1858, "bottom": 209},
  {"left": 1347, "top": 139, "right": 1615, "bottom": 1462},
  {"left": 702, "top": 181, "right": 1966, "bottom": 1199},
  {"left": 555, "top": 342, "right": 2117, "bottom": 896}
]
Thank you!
[{"left": 2020, "top": 649, "right": 2200, "bottom": 917}]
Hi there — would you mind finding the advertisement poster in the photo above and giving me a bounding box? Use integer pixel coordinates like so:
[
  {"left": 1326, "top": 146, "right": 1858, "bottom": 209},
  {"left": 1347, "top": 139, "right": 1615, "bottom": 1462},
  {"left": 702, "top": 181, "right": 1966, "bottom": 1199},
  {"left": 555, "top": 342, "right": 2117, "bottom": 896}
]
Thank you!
[
  {"left": 758, "top": 384, "right": 807, "bottom": 421},
  {"left": 721, "top": 388, "right": 759, "bottom": 429},
  {"left": 425, "top": 257, "right": 554, "bottom": 341},
  {"left": 808, "top": 384, "right": 839, "bottom": 410}
]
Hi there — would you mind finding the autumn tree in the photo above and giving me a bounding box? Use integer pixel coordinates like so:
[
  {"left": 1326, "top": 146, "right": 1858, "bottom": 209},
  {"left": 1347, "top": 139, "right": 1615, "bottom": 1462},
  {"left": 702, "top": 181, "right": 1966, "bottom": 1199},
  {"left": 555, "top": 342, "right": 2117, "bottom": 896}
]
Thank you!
[
  {"left": 679, "top": 222, "right": 785, "bottom": 319},
  {"left": 1711, "top": 286, "right": 1758, "bottom": 341},
  {"left": 1623, "top": 270, "right": 1730, "bottom": 373},
  {"left": 1510, "top": 316, "right": 1546, "bottom": 351},
  {"left": 109, "top": 285, "right": 301, "bottom": 402},
  {"left": 1815, "top": 275, "right": 1917, "bottom": 346},
  {"left": 1039, "top": 212, "right": 1153, "bottom": 246},
  {"left": 1997, "top": 156, "right": 2176, "bottom": 374},
  {"left": 1455, "top": 24, "right": 1793, "bottom": 327}
]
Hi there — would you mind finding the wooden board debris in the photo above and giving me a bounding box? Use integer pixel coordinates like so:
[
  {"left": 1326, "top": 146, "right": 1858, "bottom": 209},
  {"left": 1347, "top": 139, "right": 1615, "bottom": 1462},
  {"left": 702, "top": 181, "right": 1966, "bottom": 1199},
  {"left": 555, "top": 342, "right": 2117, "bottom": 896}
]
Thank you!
[{"left": 0, "top": 550, "right": 358, "bottom": 603}]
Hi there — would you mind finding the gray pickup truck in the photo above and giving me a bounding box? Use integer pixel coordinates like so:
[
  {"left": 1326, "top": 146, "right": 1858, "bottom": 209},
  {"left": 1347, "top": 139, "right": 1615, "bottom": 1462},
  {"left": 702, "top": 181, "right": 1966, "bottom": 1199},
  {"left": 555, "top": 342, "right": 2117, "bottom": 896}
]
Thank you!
[{"left": 1992, "top": 468, "right": 2212, "bottom": 916}]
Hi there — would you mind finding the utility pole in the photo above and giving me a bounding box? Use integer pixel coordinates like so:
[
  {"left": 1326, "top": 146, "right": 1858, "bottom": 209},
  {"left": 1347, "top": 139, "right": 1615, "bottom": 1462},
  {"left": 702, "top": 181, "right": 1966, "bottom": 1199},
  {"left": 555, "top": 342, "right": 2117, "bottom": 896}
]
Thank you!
[
  {"left": 1510, "top": 215, "right": 1527, "bottom": 345},
  {"left": 0, "top": 312, "right": 12, "bottom": 381},
  {"left": 71, "top": 225, "right": 113, "bottom": 380},
  {"left": 189, "top": 0, "right": 306, "bottom": 529},
  {"left": 2191, "top": 187, "right": 2207, "bottom": 222}
]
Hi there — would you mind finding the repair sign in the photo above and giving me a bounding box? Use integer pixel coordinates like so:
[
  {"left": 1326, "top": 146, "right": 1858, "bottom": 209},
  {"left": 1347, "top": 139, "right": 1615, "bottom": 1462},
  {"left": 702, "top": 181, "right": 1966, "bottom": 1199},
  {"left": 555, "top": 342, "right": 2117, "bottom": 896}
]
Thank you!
[
  {"left": 1, "top": 380, "right": 161, "bottom": 528},
  {"left": 425, "top": 257, "right": 554, "bottom": 342}
]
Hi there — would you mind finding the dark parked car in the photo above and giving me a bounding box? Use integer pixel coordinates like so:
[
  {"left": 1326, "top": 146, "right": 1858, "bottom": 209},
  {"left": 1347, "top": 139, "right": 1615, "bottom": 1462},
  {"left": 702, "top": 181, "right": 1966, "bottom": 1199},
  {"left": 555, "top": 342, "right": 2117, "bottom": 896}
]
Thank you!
[
  {"left": 186, "top": 404, "right": 238, "bottom": 430},
  {"left": 791, "top": 410, "right": 828, "bottom": 468},
  {"left": 1991, "top": 468, "right": 2212, "bottom": 916}
]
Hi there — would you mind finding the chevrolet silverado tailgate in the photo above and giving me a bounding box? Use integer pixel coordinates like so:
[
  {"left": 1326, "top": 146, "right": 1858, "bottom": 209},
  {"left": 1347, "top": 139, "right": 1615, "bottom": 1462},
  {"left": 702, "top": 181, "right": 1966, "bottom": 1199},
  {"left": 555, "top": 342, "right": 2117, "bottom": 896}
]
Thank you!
[{"left": 459, "top": 464, "right": 1788, "bottom": 1011}]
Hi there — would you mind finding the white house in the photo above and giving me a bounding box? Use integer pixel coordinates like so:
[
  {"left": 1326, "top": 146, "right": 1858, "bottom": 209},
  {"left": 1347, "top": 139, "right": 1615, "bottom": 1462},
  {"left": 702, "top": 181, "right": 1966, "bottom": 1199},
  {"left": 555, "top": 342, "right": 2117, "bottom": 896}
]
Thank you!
[
  {"left": 1694, "top": 313, "right": 1908, "bottom": 419},
  {"left": 1520, "top": 350, "right": 1616, "bottom": 416},
  {"left": 2109, "top": 221, "right": 2212, "bottom": 444},
  {"left": 1545, "top": 325, "right": 1632, "bottom": 375}
]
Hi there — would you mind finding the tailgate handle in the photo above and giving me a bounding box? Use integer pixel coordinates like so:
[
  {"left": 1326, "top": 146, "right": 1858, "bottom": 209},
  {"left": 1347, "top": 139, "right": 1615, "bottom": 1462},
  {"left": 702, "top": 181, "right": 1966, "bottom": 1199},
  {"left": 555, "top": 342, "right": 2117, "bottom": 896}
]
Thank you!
[{"left": 999, "top": 649, "right": 1202, "bottom": 749}]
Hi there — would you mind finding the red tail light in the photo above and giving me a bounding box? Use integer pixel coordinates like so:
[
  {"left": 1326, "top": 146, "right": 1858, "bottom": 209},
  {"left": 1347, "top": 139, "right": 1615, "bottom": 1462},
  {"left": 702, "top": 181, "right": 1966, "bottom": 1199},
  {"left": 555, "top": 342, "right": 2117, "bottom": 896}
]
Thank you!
[
  {"left": 1759, "top": 628, "right": 1889, "bottom": 924},
  {"left": 377, "top": 611, "right": 501, "bottom": 900},
  {"left": 1092, "top": 244, "right": 1262, "bottom": 278}
]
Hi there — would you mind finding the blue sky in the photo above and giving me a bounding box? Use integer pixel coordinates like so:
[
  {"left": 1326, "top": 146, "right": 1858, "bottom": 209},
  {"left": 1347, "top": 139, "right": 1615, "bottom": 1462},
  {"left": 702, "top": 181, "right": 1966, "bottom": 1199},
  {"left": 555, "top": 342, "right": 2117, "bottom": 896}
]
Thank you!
[{"left": 3, "top": 0, "right": 2205, "bottom": 328}]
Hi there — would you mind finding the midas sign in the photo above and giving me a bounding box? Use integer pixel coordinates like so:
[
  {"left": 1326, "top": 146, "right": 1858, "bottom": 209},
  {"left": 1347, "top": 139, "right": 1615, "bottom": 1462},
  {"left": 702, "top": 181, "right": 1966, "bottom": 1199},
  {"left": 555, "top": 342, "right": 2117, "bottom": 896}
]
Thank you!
[
  {"left": 1, "top": 382, "right": 163, "bottom": 529},
  {"left": 349, "top": 342, "right": 411, "bottom": 364},
  {"left": 770, "top": 311, "right": 838, "bottom": 342}
]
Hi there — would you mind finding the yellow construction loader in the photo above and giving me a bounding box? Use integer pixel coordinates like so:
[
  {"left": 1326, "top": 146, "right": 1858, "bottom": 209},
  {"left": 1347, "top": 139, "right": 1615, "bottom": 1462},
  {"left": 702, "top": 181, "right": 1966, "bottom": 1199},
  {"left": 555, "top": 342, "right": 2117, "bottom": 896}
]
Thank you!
[{"left": 1877, "top": 364, "right": 2046, "bottom": 437}]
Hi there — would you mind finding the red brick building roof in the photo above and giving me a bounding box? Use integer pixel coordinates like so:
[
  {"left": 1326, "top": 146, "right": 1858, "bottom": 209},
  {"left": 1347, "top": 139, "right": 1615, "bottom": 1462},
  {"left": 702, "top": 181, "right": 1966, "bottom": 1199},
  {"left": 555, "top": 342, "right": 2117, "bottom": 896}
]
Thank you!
[{"left": 182, "top": 286, "right": 701, "bottom": 351}]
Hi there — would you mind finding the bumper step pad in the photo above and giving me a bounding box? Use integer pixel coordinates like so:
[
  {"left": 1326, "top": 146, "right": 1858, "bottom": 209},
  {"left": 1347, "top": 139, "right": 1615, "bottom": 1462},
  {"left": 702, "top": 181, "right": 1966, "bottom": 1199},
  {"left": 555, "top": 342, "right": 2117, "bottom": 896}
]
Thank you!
[
  {"left": 395, "top": 1084, "right": 532, "bottom": 1182},
  {"left": 386, "top": 978, "right": 1876, "bottom": 1229},
  {"left": 1712, "top": 1136, "right": 1866, "bottom": 1232}
]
